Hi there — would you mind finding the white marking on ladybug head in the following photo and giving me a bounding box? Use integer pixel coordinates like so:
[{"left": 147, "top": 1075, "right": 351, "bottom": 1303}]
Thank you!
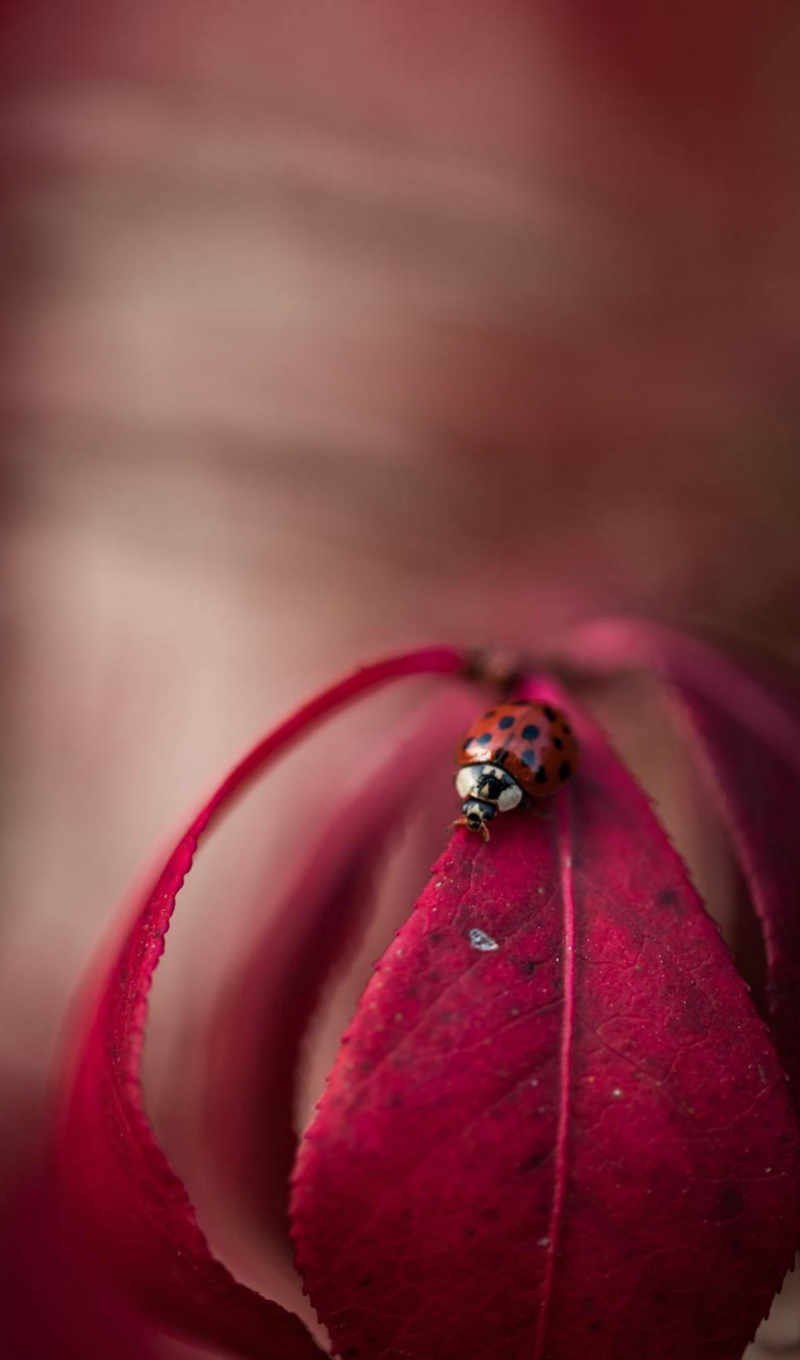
[
  {"left": 456, "top": 763, "right": 523, "bottom": 814},
  {"left": 497, "top": 782, "right": 523, "bottom": 812},
  {"left": 456, "top": 766, "right": 481, "bottom": 800}
]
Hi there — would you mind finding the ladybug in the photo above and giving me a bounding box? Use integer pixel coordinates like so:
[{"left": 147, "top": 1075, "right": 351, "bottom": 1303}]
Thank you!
[{"left": 454, "top": 700, "right": 578, "bottom": 840}]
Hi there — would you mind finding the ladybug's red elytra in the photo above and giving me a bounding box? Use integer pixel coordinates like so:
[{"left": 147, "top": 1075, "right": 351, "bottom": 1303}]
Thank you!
[{"left": 454, "top": 700, "right": 578, "bottom": 840}]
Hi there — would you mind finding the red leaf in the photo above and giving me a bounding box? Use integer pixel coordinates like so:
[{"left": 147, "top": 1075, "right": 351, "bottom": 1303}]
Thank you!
[
  {"left": 55, "top": 646, "right": 466, "bottom": 1358},
  {"left": 291, "top": 678, "right": 800, "bottom": 1360},
  {"left": 563, "top": 617, "right": 800, "bottom": 1097}
]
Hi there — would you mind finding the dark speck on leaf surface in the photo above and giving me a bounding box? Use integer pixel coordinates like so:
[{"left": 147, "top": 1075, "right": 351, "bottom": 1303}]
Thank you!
[
  {"left": 517, "top": 1148, "right": 549, "bottom": 1174},
  {"left": 717, "top": 1186, "right": 745, "bottom": 1220}
]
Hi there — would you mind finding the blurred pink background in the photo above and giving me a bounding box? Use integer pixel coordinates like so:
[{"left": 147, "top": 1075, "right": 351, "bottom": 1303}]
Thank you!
[{"left": 2, "top": 4, "right": 800, "bottom": 1354}]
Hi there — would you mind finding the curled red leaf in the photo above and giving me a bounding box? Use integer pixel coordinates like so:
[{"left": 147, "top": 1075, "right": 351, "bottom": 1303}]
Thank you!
[
  {"left": 207, "top": 684, "right": 477, "bottom": 1267},
  {"left": 291, "top": 677, "right": 800, "bottom": 1360},
  {"left": 56, "top": 646, "right": 466, "bottom": 1358}
]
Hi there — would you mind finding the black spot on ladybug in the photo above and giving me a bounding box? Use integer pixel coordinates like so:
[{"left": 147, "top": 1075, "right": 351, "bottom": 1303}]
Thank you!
[
  {"left": 498, "top": 715, "right": 515, "bottom": 729},
  {"left": 559, "top": 761, "right": 572, "bottom": 780},
  {"left": 476, "top": 732, "right": 492, "bottom": 744},
  {"left": 535, "top": 767, "right": 548, "bottom": 784},
  {"left": 553, "top": 737, "right": 563, "bottom": 750},
  {"left": 543, "top": 705, "right": 557, "bottom": 721},
  {"left": 522, "top": 724, "right": 539, "bottom": 741},
  {"left": 521, "top": 748, "right": 538, "bottom": 767}
]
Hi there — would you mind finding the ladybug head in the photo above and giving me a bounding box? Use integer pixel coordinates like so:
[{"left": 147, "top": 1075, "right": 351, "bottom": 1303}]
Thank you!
[
  {"left": 454, "top": 763, "right": 524, "bottom": 840},
  {"left": 460, "top": 798, "right": 498, "bottom": 834}
]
